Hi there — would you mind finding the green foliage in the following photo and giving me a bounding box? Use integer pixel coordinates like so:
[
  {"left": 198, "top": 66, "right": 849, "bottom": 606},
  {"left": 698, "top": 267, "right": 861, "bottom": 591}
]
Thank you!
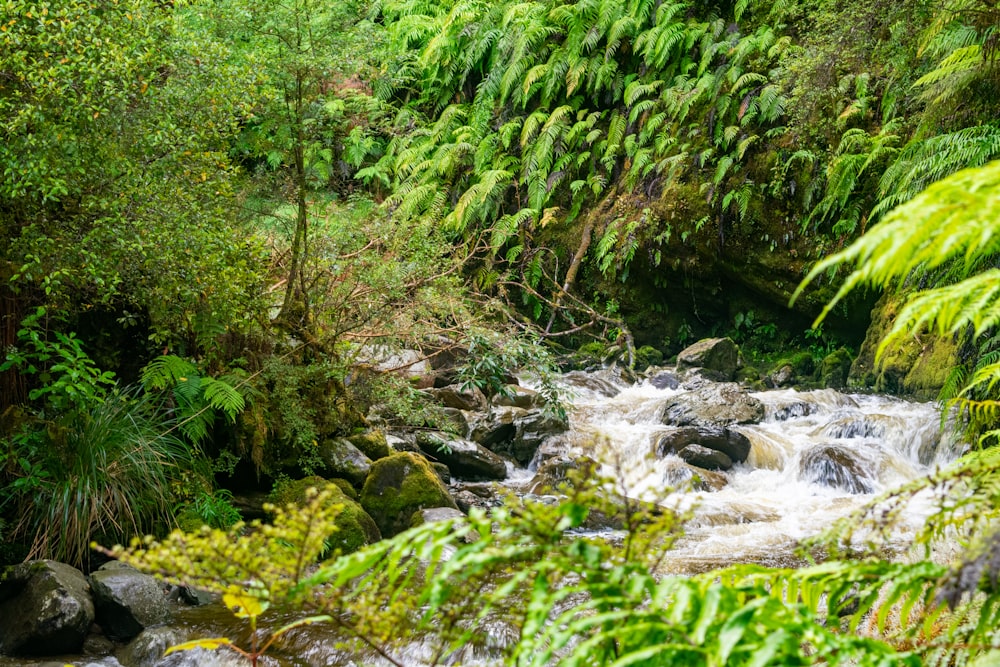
[
  {"left": 1, "top": 0, "right": 267, "bottom": 351},
  {"left": 175, "top": 488, "right": 243, "bottom": 531},
  {"left": 2, "top": 390, "right": 194, "bottom": 567},
  {"left": 797, "top": 161, "right": 1000, "bottom": 440},
  {"left": 456, "top": 329, "right": 567, "bottom": 418},
  {"left": 1, "top": 308, "right": 116, "bottom": 415},
  {"left": 369, "top": 0, "right": 792, "bottom": 330},
  {"left": 140, "top": 354, "right": 249, "bottom": 445},
  {"left": 107, "top": 467, "right": 1000, "bottom": 665}
]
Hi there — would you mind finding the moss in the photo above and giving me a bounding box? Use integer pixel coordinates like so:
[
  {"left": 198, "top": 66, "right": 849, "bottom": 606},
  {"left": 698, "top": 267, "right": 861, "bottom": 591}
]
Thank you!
[
  {"left": 819, "top": 347, "right": 853, "bottom": 389},
  {"left": 576, "top": 342, "right": 607, "bottom": 362},
  {"left": 736, "top": 365, "right": 762, "bottom": 385},
  {"left": 347, "top": 429, "right": 391, "bottom": 461},
  {"left": 360, "top": 452, "right": 457, "bottom": 537},
  {"left": 175, "top": 507, "right": 207, "bottom": 533},
  {"left": 270, "top": 476, "right": 381, "bottom": 556},
  {"left": 634, "top": 345, "right": 664, "bottom": 371},
  {"left": 329, "top": 477, "right": 358, "bottom": 500},
  {"left": 850, "top": 295, "right": 961, "bottom": 398},
  {"left": 770, "top": 352, "right": 815, "bottom": 376}
]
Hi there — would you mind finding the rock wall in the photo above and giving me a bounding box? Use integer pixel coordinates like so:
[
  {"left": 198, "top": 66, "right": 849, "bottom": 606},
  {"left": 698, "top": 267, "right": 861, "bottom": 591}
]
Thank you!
[{"left": 848, "top": 294, "right": 961, "bottom": 400}]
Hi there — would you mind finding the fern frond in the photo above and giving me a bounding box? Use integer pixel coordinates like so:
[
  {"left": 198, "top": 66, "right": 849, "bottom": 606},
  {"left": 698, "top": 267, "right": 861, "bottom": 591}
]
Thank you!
[
  {"left": 201, "top": 377, "right": 246, "bottom": 423},
  {"left": 796, "top": 160, "right": 1000, "bottom": 330},
  {"left": 141, "top": 355, "right": 198, "bottom": 392}
]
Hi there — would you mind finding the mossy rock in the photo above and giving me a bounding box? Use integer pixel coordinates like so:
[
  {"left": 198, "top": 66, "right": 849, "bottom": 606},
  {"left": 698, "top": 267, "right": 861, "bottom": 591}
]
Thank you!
[
  {"left": 329, "top": 477, "right": 358, "bottom": 500},
  {"left": 850, "top": 295, "right": 961, "bottom": 398},
  {"left": 271, "top": 476, "right": 381, "bottom": 556},
  {"left": 634, "top": 345, "right": 664, "bottom": 372},
  {"left": 360, "top": 453, "right": 457, "bottom": 537},
  {"left": 736, "top": 365, "right": 762, "bottom": 385},
  {"left": 819, "top": 348, "right": 854, "bottom": 389},
  {"left": 347, "top": 429, "right": 391, "bottom": 461}
]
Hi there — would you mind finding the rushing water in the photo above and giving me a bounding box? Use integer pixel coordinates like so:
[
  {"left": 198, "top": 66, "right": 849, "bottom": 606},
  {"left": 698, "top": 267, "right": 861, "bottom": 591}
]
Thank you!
[
  {"left": 543, "top": 369, "right": 961, "bottom": 573},
  {"left": 2, "top": 371, "right": 963, "bottom": 667}
]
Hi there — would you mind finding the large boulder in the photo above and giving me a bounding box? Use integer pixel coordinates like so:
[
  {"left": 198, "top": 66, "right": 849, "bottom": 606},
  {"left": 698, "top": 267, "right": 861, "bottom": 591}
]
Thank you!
[
  {"left": 655, "top": 425, "right": 752, "bottom": 463},
  {"left": 416, "top": 431, "right": 508, "bottom": 480},
  {"left": 799, "top": 444, "right": 876, "bottom": 495},
  {"left": 271, "top": 476, "right": 382, "bottom": 555},
  {"left": 469, "top": 406, "right": 569, "bottom": 465},
  {"left": 346, "top": 429, "right": 391, "bottom": 461},
  {"left": 849, "top": 294, "right": 960, "bottom": 398},
  {"left": 661, "top": 383, "right": 764, "bottom": 428},
  {"left": 423, "top": 385, "right": 486, "bottom": 412},
  {"left": 0, "top": 560, "right": 95, "bottom": 655},
  {"left": 315, "top": 437, "right": 372, "bottom": 486},
  {"left": 89, "top": 562, "right": 171, "bottom": 641},
  {"left": 360, "top": 453, "right": 458, "bottom": 537},
  {"left": 676, "top": 337, "right": 741, "bottom": 380}
]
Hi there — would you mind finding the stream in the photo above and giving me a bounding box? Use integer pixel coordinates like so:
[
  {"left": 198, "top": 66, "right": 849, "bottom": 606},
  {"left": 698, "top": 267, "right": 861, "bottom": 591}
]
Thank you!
[
  {"left": 541, "top": 369, "right": 960, "bottom": 573},
  {"left": 4, "top": 370, "right": 963, "bottom": 667}
]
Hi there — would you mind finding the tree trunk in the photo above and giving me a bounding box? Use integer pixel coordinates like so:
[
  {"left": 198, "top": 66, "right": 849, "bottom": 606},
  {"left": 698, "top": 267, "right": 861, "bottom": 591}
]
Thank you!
[
  {"left": 279, "top": 78, "right": 310, "bottom": 332},
  {"left": 546, "top": 217, "right": 596, "bottom": 334}
]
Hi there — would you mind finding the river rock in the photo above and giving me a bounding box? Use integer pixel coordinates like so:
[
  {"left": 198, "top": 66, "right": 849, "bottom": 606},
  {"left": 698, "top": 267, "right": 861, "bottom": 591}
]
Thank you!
[
  {"left": 82, "top": 659, "right": 124, "bottom": 667},
  {"left": 468, "top": 407, "right": 517, "bottom": 448},
  {"left": 768, "top": 363, "right": 796, "bottom": 388},
  {"left": 526, "top": 455, "right": 599, "bottom": 494},
  {"left": 561, "top": 369, "right": 623, "bottom": 397},
  {"left": 661, "top": 382, "right": 764, "bottom": 427},
  {"left": 676, "top": 337, "right": 740, "bottom": 380},
  {"left": 122, "top": 625, "right": 246, "bottom": 667},
  {"left": 663, "top": 461, "right": 728, "bottom": 492},
  {"left": 677, "top": 444, "right": 734, "bottom": 471},
  {"left": 0, "top": 560, "right": 95, "bottom": 655},
  {"left": 655, "top": 425, "right": 751, "bottom": 463},
  {"left": 424, "top": 384, "right": 486, "bottom": 411},
  {"left": 360, "top": 452, "right": 458, "bottom": 537},
  {"left": 528, "top": 437, "right": 571, "bottom": 469},
  {"left": 271, "top": 477, "right": 382, "bottom": 555},
  {"left": 469, "top": 406, "right": 569, "bottom": 465},
  {"left": 316, "top": 437, "right": 372, "bottom": 486},
  {"left": 494, "top": 385, "right": 545, "bottom": 410},
  {"left": 819, "top": 348, "right": 853, "bottom": 389},
  {"left": 89, "top": 562, "right": 171, "bottom": 641},
  {"left": 647, "top": 369, "right": 681, "bottom": 390},
  {"left": 346, "top": 429, "right": 391, "bottom": 461},
  {"left": 410, "top": 507, "right": 467, "bottom": 527},
  {"left": 799, "top": 444, "right": 876, "bottom": 494},
  {"left": 416, "top": 431, "right": 508, "bottom": 480}
]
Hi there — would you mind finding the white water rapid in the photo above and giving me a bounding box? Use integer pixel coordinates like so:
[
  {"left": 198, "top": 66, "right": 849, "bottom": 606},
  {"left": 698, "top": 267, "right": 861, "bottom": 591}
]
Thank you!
[{"left": 542, "top": 369, "right": 962, "bottom": 573}]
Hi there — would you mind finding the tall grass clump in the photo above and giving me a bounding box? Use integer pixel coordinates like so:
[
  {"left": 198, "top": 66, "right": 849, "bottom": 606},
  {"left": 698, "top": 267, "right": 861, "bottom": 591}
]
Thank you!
[{"left": 3, "top": 390, "right": 195, "bottom": 567}]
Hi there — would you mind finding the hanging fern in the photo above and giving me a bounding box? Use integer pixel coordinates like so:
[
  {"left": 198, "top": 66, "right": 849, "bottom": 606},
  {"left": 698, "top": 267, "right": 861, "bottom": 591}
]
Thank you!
[{"left": 873, "top": 125, "right": 1000, "bottom": 219}]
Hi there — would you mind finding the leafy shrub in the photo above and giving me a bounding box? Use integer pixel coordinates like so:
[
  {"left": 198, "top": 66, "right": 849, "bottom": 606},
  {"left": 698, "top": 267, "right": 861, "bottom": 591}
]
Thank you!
[{"left": 103, "top": 467, "right": 1000, "bottom": 665}]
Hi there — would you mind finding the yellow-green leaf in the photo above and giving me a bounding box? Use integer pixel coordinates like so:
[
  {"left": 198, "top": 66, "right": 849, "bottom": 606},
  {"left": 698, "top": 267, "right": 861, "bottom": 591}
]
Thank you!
[
  {"left": 223, "top": 591, "right": 269, "bottom": 619},
  {"left": 164, "top": 638, "right": 233, "bottom": 655}
]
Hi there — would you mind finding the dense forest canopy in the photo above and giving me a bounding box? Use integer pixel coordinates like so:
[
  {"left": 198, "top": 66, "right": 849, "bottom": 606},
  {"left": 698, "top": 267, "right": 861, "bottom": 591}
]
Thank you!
[{"left": 3, "top": 0, "right": 1000, "bottom": 664}]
